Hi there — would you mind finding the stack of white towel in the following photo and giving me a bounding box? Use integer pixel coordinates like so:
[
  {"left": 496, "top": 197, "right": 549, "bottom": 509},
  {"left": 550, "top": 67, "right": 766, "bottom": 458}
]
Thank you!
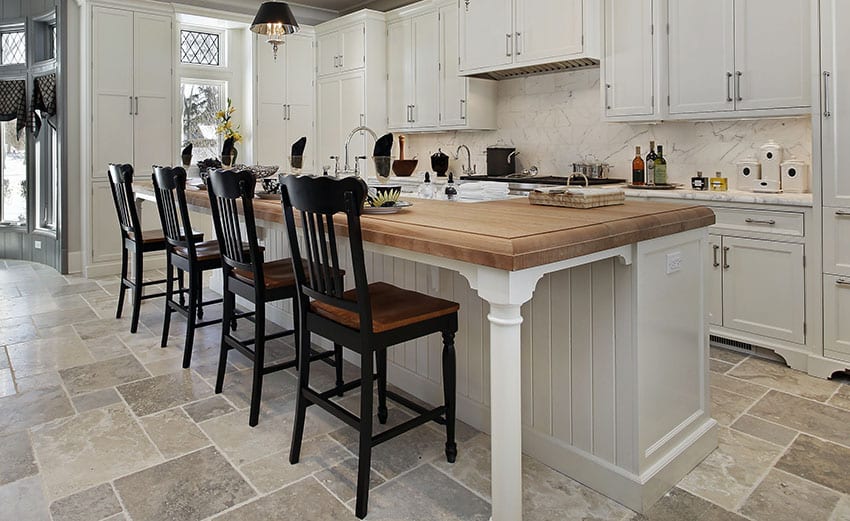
[{"left": 457, "top": 182, "right": 511, "bottom": 200}]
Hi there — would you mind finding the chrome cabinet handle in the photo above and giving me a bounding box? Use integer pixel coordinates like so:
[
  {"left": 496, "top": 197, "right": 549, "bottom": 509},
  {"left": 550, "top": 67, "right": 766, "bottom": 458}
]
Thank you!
[
  {"left": 837, "top": 279, "right": 850, "bottom": 287},
  {"left": 515, "top": 32, "right": 522, "bottom": 55},
  {"left": 129, "top": 96, "right": 133, "bottom": 115},
  {"left": 836, "top": 210, "right": 850, "bottom": 217},
  {"left": 745, "top": 218, "right": 776, "bottom": 225},
  {"left": 135, "top": 97, "right": 139, "bottom": 115},
  {"left": 605, "top": 83, "right": 611, "bottom": 110},
  {"left": 723, "top": 246, "right": 731, "bottom": 270},
  {"left": 735, "top": 71, "right": 743, "bottom": 102},
  {"left": 460, "top": 99, "right": 467, "bottom": 120},
  {"left": 339, "top": 54, "right": 343, "bottom": 68},
  {"left": 726, "top": 72, "right": 733, "bottom": 102},
  {"left": 360, "top": 113, "right": 365, "bottom": 126},
  {"left": 824, "top": 71, "right": 832, "bottom": 118},
  {"left": 506, "top": 34, "right": 512, "bottom": 56},
  {"left": 712, "top": 244, "right": 720, "bottom": 268}
]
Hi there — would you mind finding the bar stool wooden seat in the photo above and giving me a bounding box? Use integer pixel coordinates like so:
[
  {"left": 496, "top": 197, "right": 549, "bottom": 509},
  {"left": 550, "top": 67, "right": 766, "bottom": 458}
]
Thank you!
[
  {"left": 152, "top": 165, "right": 234, "bottom": 368},
  {"left": 280, "top": 175, "right": 459, "bottom": 519},
  {"left": 206, "top": 169, "right": 344, "bottom": 427},
  {"left": 107, "top": 163, "right": 202, "bottom": 333}
]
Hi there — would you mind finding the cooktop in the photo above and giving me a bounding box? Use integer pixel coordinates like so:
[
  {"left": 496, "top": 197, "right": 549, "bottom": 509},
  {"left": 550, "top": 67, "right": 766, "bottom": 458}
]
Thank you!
[{"left": 460, "top": 175, "right": 626, "bottom": 186}]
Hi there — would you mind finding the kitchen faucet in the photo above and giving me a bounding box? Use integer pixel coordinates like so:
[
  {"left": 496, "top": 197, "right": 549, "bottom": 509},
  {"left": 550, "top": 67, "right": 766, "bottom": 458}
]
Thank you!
[
  {"left": 454, "top": 145, "right": 476, "bottom": 176},
  {"left": 344, "top": 125, "right": 378, "bottom": 174}
]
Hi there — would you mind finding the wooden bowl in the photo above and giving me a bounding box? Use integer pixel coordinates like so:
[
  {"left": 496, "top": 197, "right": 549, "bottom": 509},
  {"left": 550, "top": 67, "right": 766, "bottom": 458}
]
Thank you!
[{"left": 392, "top": 159, "right": 418, "bottom": 177}]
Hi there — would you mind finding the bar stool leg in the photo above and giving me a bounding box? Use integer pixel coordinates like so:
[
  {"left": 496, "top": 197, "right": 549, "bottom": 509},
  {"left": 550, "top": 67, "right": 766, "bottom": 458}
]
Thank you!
[
  {"left": 177, "top": 269, "right": 185, "bottom": 307},
  {"left": 116, "top": 245, "right": 128, "bottom": 319},
  {"left": 376, "top": 350, "right": 388, "bottom": 424},
  {"left": 355, "top": 352, "right": 375, "bottom": 520},
  {"left": 248, "top": 304, "right": 266, "bottom": 427},
  {"left": 442, "top": 330, "right": 457, "bottom": 463},
  {"left": 182, "top": 269, "right": 199, "bottom": 369},
  {"left": 161, "top": 260, "right": 174, "bottom": 347},
  {"left": 289, "top": 304, "right": 311, "bottom": 464},
  {"left": 130, "top": 250, "right": 143, "bottom": 334},
  {"left": 215, "top": 281, "right": 235, "bottom": 394},
  {"left": 334, "top": 343, "right": 345, "bottom": 397},
  {"left": 196, "top": 275, "right": 205, "bottom": 320}
]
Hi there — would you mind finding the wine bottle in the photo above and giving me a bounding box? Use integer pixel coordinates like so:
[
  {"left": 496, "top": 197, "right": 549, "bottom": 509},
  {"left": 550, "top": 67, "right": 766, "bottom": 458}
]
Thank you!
[
  {"left": 632, "top": 146, "right": 645, "bottom": 185},
  {"left": 645, "top": 141, "right": 657, "bottom": 186},
  {"left": 654, "top": 145, "right": 668, "bottom": 185}
]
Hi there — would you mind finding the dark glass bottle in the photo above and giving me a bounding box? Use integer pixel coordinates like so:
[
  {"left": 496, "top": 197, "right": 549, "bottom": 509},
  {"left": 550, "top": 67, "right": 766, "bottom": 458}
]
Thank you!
[
  {"left": 645, "top": 140, "right": 657, "bottom": 186},
  {"left": 654, "top": 145, "right": 668, "bottom": 185},
  {"left": 632, "top": 146, "right": 645, "bottom": 185},
  {"left": 445, "top": 172, "right": 458, "bottom": 200}
]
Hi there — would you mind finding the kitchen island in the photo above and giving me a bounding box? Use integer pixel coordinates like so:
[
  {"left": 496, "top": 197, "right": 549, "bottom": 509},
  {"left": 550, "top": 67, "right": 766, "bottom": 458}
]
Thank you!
[{"left": 134, "top": 186, "right": 717, "bottom": 520}]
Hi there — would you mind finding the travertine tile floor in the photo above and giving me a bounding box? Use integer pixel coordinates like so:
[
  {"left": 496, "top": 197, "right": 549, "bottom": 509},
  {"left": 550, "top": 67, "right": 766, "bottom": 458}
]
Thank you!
[{"left": 2, "top": 259, "right": 850, "bottom": 521}]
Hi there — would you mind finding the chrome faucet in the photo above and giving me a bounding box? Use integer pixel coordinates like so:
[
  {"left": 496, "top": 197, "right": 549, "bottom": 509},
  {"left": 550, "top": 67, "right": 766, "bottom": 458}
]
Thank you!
[
  {"left": 344, "top": 125, "right": 378, "bottom": 174},
  {"left": 455, "top": 145, "right": 476, "bottom": 176}
]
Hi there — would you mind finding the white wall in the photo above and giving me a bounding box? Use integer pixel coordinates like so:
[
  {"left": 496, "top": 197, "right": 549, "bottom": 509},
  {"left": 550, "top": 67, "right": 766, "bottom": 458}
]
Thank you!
[{"left": 404, "top": 68, "right": 812, "bottom": 187}]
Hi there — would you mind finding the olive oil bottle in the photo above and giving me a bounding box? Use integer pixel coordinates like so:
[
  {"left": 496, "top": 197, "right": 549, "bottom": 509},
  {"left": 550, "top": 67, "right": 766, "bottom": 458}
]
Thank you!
[
  {"left": 645, "top": 141, "right": 657, "bottom": 186},
  {"left": 654, "top": 145, "right": 668, "bottom": 185}
]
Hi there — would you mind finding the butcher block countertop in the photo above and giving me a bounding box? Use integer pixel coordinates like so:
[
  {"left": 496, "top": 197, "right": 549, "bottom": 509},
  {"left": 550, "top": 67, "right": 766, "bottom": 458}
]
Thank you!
[{"left": 135, "top": 185, "right": 716, "bottom": 271}]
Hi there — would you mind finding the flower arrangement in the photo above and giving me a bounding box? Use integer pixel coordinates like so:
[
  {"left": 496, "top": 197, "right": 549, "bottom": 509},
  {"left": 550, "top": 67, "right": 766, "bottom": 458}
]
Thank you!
[{"left": 215, "top": 98, "right": 242, "bottom": 143}]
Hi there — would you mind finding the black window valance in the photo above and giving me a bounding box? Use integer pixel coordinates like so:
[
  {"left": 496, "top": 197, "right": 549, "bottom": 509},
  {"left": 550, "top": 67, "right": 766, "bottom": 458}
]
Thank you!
[
  {"left": 31, "top": 73, "right": 57, "bottom": 137},
  {"left": 0, "top": 79, "right": 27, "bottom": 138}
]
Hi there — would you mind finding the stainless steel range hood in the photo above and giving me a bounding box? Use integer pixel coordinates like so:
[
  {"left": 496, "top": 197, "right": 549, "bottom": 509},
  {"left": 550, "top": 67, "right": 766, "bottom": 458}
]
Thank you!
[{"left": 465, "top": 57, "right": 600, "bottom": 81}]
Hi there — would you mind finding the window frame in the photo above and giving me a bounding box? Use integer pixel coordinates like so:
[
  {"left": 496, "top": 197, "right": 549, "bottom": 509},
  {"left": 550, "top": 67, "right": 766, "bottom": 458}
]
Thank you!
[
  {"left": 179, "top": 78, "right": 228, "bottom": 164},
  {"left": 178, "top": 24, "right": 227, "bottom": 71},
  {"left": 0, "top": 21, "right": 27, "bottom": 72}
]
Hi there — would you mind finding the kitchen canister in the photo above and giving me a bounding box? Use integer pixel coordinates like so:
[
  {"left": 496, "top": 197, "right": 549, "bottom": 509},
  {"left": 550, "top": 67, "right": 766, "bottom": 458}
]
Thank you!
[
  {"left": 736, "top": 157, "right": 761, "bottom": 190},
  {"left": 759, "top": 140, "right": 784, "bottom": 184},
  {"left": 780, "top": 159, "right": 810, "bottom": 193}
]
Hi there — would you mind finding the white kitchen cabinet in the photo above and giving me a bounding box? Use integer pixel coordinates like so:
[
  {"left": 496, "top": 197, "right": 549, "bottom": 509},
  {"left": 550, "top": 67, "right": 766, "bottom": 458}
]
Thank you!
[
  {"left": 823, "top": 275, "right": 850, "bottom": 361},
  {"left": 666, "top": 0, "right": 810, "bottom": 118},
  {"left": 459, "top": 0, "right": 599, "bottom": 77},
  {"left": 318, "top": 21, "right": 366, "bottom": 77},
  {"left": 317, "top": 72, "right": 368, "bottom": 174},
  {"left": 819, "top": 0, "right": 850, "bottom": 208},
  {"left": 602, "top": 0, "right": 656, "bottom": 119},
  {"left": 822, "top": 208, "right": 850, "bottom": 277},
  {"left": 255, "top": 33, "right": 316, "bottom": 173},
  {"left": 386, "top": 20, "right": 411, "bottom": 129},
  {"left": 707, "top": 234, "right": 723, "bottom": 326}
]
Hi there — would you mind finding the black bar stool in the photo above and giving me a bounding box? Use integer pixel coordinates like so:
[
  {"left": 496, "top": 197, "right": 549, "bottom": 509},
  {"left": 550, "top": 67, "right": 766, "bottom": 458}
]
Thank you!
[
  {"left": 280, "top": 175, "right": 459, "bottom": 519},
  {"left": 206, "top": 168, "right": 344, "bottom": 427},
  {"left": 151, "top": 165, "right": 232, "bottom": 368},
  {"left": 107, "top": 163, "right": 201, "bottom": 333}
]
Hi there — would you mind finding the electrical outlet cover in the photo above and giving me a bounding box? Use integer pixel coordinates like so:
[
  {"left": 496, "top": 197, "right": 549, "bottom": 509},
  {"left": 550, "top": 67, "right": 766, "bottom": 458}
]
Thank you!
[{"left": 666, "top": 252, "right": 682, "bottom": 274}]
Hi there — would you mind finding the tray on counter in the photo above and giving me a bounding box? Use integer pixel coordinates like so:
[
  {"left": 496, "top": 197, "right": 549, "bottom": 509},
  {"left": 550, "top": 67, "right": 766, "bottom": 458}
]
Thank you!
[{"left": 528, "top": 188, "right": 625, "bottom": 209}]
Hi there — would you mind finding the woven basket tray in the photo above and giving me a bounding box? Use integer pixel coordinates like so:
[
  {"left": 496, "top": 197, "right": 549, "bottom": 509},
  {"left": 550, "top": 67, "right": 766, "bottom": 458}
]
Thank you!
[{"left": 529, "top": 189, "right": 625, "bottom": 209}]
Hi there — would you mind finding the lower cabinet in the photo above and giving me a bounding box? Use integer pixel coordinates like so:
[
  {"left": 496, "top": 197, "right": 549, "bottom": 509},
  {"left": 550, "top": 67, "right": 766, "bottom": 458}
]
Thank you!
[{"left": 824, "top": 275, "right": 850, "bottom": 361}]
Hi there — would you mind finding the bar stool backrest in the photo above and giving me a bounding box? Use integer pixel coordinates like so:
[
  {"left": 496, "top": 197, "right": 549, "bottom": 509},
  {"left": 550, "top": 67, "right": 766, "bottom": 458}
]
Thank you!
[
  {"left": 206, "top": 169, "right": 265, "bottom": 284},
  {"left": 152, "top": 166, "right": 196, "bottom": 258},
  {"left": 107, "top": 163, "right": 142, "bottom": 242},
  {"left": 280, "top": 175, "right": 372, "bottom": 332}
]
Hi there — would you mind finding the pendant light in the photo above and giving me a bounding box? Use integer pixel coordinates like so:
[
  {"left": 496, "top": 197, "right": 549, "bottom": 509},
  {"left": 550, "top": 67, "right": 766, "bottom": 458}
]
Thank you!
[{"left": 250, "top": 1, "right": 300, "bottom": 60}]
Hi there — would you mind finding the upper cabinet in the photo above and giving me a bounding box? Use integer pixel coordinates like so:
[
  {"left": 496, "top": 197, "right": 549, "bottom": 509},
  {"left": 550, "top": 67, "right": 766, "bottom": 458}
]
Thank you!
[
  {"left": 667, "top": 0, "right": 810, "bottom": 118},
  {"left": 459, "top": 0, "right": 600, "bottom": 77},
  {"left": 819, "top": 0, "right": 850, "bottom": 208},
  {"left": 318, "top": 21, "right": 366, "bottom": 77},
  {"left": 386, "top": 0, "right": 496, "bottom": 133},
  {"left": 602, "top": 0, "right": 656, "bottom": 120}
]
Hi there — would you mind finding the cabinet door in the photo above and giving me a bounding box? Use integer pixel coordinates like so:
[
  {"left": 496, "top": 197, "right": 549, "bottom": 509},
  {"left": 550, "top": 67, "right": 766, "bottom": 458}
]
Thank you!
[
  {"left": 257, "top": 35, "right": 285, "bottom": 106},
  {"left": 387, "top": 20, "right": 412, "bottom": 129},
  {"left": 823, "top": 208, "right": 850, "bottom": 277},
  {"left": 721, "top": 237, "right": 805, "bottom": 344},
  {"left": 92, "top": 7, "right": 134, "bottom": 176},
  {"left": 286, "top": 104, "right": 315, "bottom": 173},
  {"left": 133, "top": 12, "right": 173, "bottom": 170},
  {"left": 256, "top": 103, "right": 286, "bottom": 167},
  {"left": 339, "top": 23, "right": 366, "bottom": 73},
  {"left": 734, "top": 0, "right": 810, "bottom": 111},
  {"left": 707, "top": 235, "right": 723, "bottom": 326},
  {"left": 412, "top": 11, "right": 439, "bottom": 128},
  {"left": 317, "top": 32, "right": 339, "bottom": 77},
  {"left": 459, "top": 0, "right": 513, "bottom": 72},
  {"left": 440, "top": 3, "right": 467, "bottom": 127},
  {"left": 824, "top": 275, "right": 850, "bottom": 359},
  {"left": 515, "top": 0, "right": 582, "bottom": 63},
  {"left": 317, "top": 77, "right": 341, "bottom": 173},
  {"left": 339, "top": 73, "right": 366, "bottom": 169},
  {"left": 820, "top": 0, "right": 850, "bottom": 207},
  {"left": 603, "top": 0, "right": 654, "bottom": 118},
  {"left": 90, "top": 182, "right": 122, "bottom": 264},
  {"left": 285, "top": 35, "right": 315, "bottom": 107},
  {"left": 667, "top": 0, "right": 735, "bottom": 114}
]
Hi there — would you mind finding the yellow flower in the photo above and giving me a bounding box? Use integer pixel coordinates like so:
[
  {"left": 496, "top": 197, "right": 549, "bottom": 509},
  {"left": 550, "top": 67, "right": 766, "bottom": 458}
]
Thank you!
[
  {"left": 232, "top": 132, "right": 243, "bottom": 143},
  {"left": 215, "top": 110, "right": 225, "bottom": 119},
  {"left": 228, "top": 106, "right": 236, "bottom": 114}
]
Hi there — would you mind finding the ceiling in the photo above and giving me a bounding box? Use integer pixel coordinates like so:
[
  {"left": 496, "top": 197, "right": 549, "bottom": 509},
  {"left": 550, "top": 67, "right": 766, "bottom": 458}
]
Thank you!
[{"left": 166, "top": 0, "right": 419, "bottom": 25}]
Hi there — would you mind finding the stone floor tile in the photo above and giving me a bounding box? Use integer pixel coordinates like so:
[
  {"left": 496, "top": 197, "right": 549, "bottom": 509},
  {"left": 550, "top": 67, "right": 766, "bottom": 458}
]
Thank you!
[
  {"left": 241, "top": 435, "right": 351, "bottom": 493},
  {"left": 0, "top": 475, "right": 51, "bottom": 521},
  {"left": 710, "top": 359, "right": 734, "bottom": 374},
  {"left": 0, "top": 431, "right": 38, "bottom": 486},
  {"left": 119, "top": 332, "right": 185, "bottom": 365},
  {"left": 830, "top": 496, "right": 850, "bottom": 521},
  {"left": 710, "top": 373, "right": 770, "bottom": 399},
  {"left": 30, "top": 404, "right": 162, "bottom": 500},
  {"left": 629, "top": 488, "right": 712, "bottom": 521},
  {"left": 116, "top": 371, "right": 213, "bottom": 417},
  {"left": 82, "top": 334, "right": 131, "bottom": 361},
  {"left": 678, "top": 427, "right": 782, "bottom": 510},
  {"left": 72, "top": 318, "right": 127, "bottom": 341},
  {"left": 216, "top": 367, "right": 298, "bottom": 410},
  {"left": 31, "top": 307, "right": 98, "bottom": 329},
  {"left": 748, "top": 390, "right": 850, "bottom": 447},
  {"left": 6, "top": 337, "right": 93, "bottom": 379},
  {"left": 139, "top": 408, "right": 210, "bottom": 459},
  {"left": 14, "top": 371, "right": 63, "bottom": 393},
  {"left": 828, "top": 384, "right": 850, "bottom": 411},
  {"left": 710, "top": 386, "right": 755, "bottom": 426},
  {"left": 0, "top": 368, "right": 14, "bottom": 398},
  {"left": 740, "top": 469, "right": 840, "bottom": 521},
  {"left": 729, "top": 357, "right": 841, "bottom": 402},
  {"left": 48, "top": 483, "right": 122, "bottom": 521},
  {"left": 213, "top": 476, "right": 353, "bottom": 521},
  {"left": 50, "top": 281, "right": 107, "bottom": 298},
  {"left": 182, "top": 395, "right": 235, "bottom": 423},
  {"left": 0, "top": 348, "right": 8, "bottom": 370},
  {"left": 71, "top": 388, "right": 122, "bottom": 413},
  {"left": 314, "top": 457, "right": 386, "bottom": 502},
  {"left": 114, "top": 446, "right": 255, "bottom": 521},
  {"left": 59, "top": 355, "right": 150, "bottom": 396},
  {"left": 730, "top": 415, "right": 798, "bottom": 447},
  {"left": 0, "top": 384, "right": 74, "bottom": 435},
  {"left": 356, "top": 464, "right": 490, "bottom": 521},
  {"left": 431, "top": 433, "right": 491, "bottom": 499},
  {"left": 0, "top": 317, "right": 38, "bottom": 345},
  {"left": 710, "top": 347, "right": 749, "bottom": 365},
  {"left": 701, "top": 504, "right": 750, "bottom": 521},
  {"left": 776, "top": 434, "right": 850, "bottom": 494}
]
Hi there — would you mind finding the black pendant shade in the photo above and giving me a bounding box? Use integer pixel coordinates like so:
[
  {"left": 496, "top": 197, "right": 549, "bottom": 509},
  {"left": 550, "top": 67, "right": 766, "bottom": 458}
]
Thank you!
[{"left": 251, "top": 1, "right": 300, "bottom": 59}]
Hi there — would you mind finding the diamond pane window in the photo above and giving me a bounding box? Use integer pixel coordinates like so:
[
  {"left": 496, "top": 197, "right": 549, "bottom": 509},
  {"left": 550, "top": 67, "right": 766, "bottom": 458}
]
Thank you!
[
  {"left": 181, "top": 30, "right": 220, "bottom": 66},
  {"left": 1, "top": 31, "right": 26, "bottom": 65}
]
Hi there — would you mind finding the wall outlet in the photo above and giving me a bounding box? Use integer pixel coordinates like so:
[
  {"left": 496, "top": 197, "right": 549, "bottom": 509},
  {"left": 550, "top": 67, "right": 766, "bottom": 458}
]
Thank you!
[
  {"left": 34, "top": 240, "right": 42, "bottom": 250},
  {"left": 666, "top": 252, "right": 682, "bottom": 274}
]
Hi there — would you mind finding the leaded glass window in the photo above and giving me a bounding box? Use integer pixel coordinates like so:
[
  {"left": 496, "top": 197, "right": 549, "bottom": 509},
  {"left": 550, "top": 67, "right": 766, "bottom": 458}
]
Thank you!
[
  {"left": 180, "top": 30, "right": 221, "bottom": 66},
  {"left": 0, "top": 31, "right": 26, "bottom": 65}
]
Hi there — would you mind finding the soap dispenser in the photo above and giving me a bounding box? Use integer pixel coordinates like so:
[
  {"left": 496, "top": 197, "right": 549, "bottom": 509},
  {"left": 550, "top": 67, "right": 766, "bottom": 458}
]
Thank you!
[
  {"left": 444, "top": 172, "right": 458, "bottom": 201},
  {"left": 417, "top": 172, "right": 435, "bottom": 199}
]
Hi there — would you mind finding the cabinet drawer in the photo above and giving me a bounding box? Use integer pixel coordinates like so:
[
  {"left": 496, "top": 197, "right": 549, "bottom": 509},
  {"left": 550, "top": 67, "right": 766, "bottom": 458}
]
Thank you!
[
  {"left": 824, "top": 275, "right": 850, "bottom": 361},
  {"left": 712, "top": 208, "right": 804, "bottom": 237},
  {"left": 823, "top": 208, "right": 850, "bottom": 276}
]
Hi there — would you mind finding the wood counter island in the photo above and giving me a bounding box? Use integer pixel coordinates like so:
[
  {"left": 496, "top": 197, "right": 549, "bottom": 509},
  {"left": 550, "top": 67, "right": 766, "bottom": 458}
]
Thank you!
[{"left": 134, "top": 185, "right": 718, "bottom": 521}]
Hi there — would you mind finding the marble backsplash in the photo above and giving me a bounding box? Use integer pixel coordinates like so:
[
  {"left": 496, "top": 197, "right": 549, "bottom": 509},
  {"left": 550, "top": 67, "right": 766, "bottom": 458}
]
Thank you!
[{"left": 403, "top": 68, "right": 812, "bottom": 188}]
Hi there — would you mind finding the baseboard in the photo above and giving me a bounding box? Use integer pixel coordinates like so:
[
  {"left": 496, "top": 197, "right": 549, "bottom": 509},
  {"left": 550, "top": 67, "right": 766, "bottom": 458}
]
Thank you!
[
  {"left": 67, "top": 251, "right": 83, "bottom": 274},
  {"left": 84, "top": 253, "right": 167, "bottom": 279}
]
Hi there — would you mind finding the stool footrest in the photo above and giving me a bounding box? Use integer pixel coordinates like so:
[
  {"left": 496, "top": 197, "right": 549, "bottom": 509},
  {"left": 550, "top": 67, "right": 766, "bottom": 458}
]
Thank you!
[
  {"left": 372, "top": 406, "right": 445, "bottom": 447},
  {"left": 304, "top": 387, "right": 360, "bottom": 429}
]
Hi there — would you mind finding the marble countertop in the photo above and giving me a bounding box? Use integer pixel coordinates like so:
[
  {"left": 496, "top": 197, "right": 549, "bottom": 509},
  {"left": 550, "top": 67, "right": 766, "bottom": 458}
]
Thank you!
[{"left": 622, "top": 187, "right": 814, "bottom": 208}]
